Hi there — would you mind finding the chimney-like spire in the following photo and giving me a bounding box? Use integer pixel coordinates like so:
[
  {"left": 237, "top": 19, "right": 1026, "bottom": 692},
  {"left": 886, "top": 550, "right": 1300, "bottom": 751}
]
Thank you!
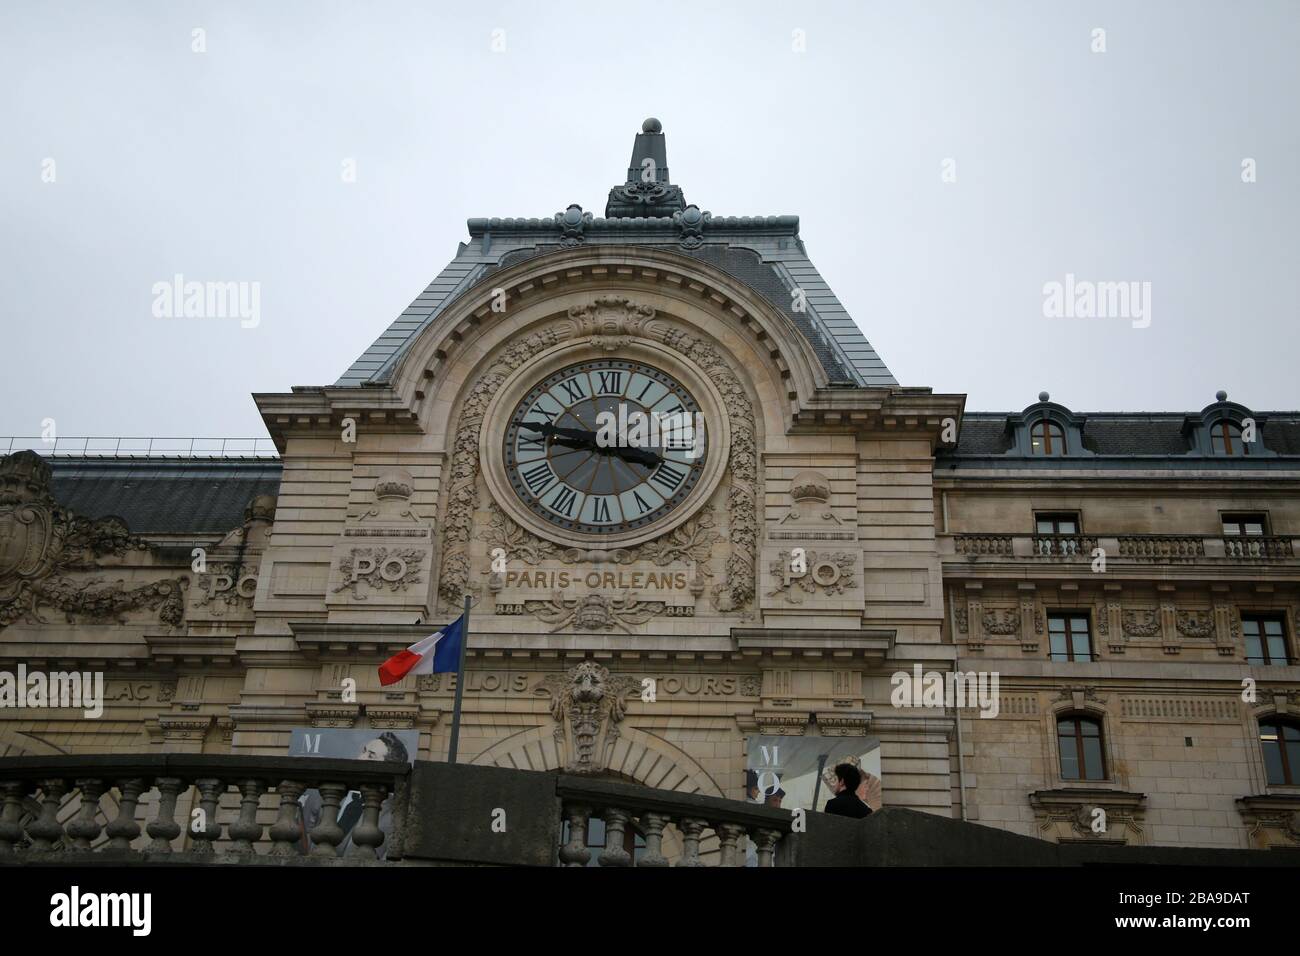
[{"left": 605, "top": 117, "right": 687, "bottom": 218}]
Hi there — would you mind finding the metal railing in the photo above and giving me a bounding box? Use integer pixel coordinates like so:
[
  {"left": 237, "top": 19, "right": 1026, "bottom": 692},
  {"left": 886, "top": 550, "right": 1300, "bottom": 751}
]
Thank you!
[{"left": 2, "top": 437, "right": 279, "bottom": 459}]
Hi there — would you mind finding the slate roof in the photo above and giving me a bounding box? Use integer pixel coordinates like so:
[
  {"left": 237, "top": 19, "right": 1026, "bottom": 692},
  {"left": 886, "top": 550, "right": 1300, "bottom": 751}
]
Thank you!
[
  {"left": 49, "top": 458, "right": 283, "bottom": 535},
  {"left": 941, "top": 413, "right": 1300, "bottom": 459},
  {"left": 336, "top": 122, "right": 896, "bottom": 390}
]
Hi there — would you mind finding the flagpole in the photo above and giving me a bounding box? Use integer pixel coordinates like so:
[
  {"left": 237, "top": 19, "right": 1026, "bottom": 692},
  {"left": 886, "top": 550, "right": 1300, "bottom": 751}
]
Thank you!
[{"left": 447, "top": 594, "right": 471, "bottom": 763}]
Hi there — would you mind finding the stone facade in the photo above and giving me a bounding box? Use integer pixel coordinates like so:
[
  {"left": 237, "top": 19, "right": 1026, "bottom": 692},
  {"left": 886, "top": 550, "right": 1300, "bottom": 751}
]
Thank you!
[{"left": 3, "top": 122, "right": 1298, "bottom": 854}]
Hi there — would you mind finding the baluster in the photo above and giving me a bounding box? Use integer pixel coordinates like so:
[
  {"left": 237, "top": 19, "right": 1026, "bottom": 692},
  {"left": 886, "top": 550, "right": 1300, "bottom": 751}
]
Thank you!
[
  {"left": 0, "top": 781, "right": 28, "bottom": 853},
  {"left": 717, "top": 822, "right": 746, "bottom": 867},
  {"left": 105, "top": 778, "right": 145, "bottom": 850},
  {"left": 558, "top": 803, "right": 592, "bottom": 867},
  {"left": 753, "top": 828, "right": 781, "bottom": 867},
  {"left": 228, "top": 779, "right": 267, "bottom": 854},
  {"left": 146, "top": 777, "right": 184, "bottom": 853},
  {"left": 268, "top": 779, "right": 306, "bottom": 856},
  {"left": 675, "top": 817, "right": 707, "bottom": 867},
  {"left": 66, "top": 778, "right": 105, "bottom": 850},
  {"left": 308, "top": 782, "right": 348, "bottom": 857},
  {"left": 638, "top": 811, "right": 669, "bottom": 868},
  {"left": 26, "top": 778, "right": 67, "bottom": 852},
  {"left": 190, "top": 778, "right": 224, "bottom": 852},
  {"left": 598, "top": 808, "right": 632, "bottom": 867},
  {"left": 346, "top": 783, "right": 388, "bottom": 860}
]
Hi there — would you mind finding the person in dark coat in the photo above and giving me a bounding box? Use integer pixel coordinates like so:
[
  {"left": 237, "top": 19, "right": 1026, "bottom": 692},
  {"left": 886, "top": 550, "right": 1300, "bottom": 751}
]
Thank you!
[{"left": 823, "top": 762, "right": 872, "bottom": 818}]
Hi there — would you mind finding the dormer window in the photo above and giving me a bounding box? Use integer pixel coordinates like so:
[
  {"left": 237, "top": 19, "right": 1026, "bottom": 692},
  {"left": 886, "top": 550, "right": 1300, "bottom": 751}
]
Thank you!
[
  {"left": 1006, "top": 393, "right": 1092, "bottom": 460},
  {"left": 1030, "top": 420, "right": 1065, "bottom": 456},
  {"left": 1210, "top": 420, "right": 1247, "bottom": 456}
]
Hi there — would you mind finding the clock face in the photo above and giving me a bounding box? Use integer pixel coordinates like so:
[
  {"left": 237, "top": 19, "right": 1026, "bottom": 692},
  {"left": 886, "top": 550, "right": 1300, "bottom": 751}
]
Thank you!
[{"left": 503, "top": 359, "right": 709, "bottom": 535}]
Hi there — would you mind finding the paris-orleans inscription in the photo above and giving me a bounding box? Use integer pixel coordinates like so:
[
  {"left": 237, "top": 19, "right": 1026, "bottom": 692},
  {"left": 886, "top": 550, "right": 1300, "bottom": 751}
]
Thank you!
[{"left": 478, "top": 501, "right": 714, "bottom": 627}]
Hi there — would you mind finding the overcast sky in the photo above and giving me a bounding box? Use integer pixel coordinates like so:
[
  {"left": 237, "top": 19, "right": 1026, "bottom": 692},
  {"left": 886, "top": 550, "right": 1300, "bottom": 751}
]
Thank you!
[{"left": 2, "top": 1, "right": 1297, "bottom": 443}]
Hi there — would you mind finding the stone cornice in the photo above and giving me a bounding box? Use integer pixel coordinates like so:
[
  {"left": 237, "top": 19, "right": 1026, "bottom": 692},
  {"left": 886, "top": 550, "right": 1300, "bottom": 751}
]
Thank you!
[
  {"left": 1029, "top": 787, "right": 1147, "bottom": 810},
  {"left": 731, "top": 628, "right": 893, "bottom": 661},
  {"left": 253, "top": 386, "right": 422, "bottom": 451}
]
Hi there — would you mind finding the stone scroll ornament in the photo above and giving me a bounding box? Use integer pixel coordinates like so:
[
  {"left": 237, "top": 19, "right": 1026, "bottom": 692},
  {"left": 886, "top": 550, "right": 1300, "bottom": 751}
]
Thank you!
[
  {"left": 437, "top": 297, "right": 758, "bottom": 613},
  {"left": 0, "top": 450, "right": 187, "bottom": 628}
]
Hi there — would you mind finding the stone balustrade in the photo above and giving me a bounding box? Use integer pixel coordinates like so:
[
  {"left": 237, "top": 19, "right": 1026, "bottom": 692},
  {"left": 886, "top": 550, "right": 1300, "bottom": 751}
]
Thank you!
[
  {"left": 1221, "top": 535, "right": 1294, "bottom": 559},
  {"left": 554, "top": 774, "right": 792, "bottom": 867},
  {"left": 1031, "top": 534, "right": 1098, "bottom": 558},
  {"left": 953, "top": 534, "right": 1013, "bottom": 556},
  {"left": 946, "top": 533, "right": 1298, "bottom": 565},
  {"left": 1115, "top": 534, "right": 1206, "bottom": 561},
  {"left": 0, "top": 754, "right": 410, "bottom": 863}
]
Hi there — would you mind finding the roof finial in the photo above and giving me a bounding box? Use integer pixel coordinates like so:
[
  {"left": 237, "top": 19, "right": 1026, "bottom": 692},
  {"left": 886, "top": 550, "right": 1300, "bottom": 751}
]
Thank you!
[
  {"left": 1038, "top": 391, "right": 1050, "bottom": 403},
  {"left": 1215, "top": 389, "right": 1228, "bottom": 402},
  {"left": 605, "top": 118, "right": 687, "bottom": 218}
]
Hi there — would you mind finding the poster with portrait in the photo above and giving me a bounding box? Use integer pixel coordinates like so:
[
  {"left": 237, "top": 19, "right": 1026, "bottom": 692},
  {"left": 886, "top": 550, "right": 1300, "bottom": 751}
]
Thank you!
[
  {"left": 288, "top": 727, "right": 419, "bottom": 859},
  {"left": 745, "top": 734, "right": 882, "bottom": 815}
]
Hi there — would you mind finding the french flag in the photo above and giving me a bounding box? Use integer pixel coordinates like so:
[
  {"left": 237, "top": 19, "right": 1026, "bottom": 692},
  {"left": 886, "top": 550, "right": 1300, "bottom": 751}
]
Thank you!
[{"left": 378, "top": 615, "right": 465, "bottom": 686}]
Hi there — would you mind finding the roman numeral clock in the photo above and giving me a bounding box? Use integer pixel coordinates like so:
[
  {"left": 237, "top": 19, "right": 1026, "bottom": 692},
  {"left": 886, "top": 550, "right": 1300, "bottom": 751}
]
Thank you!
[{"left": 502, "top": 360, "right": 709, "bottom": 536}]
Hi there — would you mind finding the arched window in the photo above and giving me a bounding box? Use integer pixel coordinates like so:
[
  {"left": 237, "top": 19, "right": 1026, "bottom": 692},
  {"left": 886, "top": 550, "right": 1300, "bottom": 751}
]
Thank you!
[
  {"left": 1057, "top": 714, "right": 1106, "bottom": 780},
  {"left": 1210, "top": 420, "right": 1248, "bottom": 456},
  {"left": 1260, "top": 718, "right": 1300, "bottom": 786},
  {"left": 1030, "top": 420, "right": 1065, "bottom": 456}
]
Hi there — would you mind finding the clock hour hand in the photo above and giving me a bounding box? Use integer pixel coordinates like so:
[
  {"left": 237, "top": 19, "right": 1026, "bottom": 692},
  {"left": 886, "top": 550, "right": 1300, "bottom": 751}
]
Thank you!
[{"left": 610, "top": 445, "right": 664, "bottom": 468}]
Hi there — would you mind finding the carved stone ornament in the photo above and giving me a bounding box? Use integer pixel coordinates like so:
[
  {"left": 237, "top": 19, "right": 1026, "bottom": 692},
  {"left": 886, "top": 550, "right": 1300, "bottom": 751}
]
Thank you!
[
  {"left": 739, "top": 675, "right": 762, "bottom": 697},
  {"left": 535, "top": 662, "right": 640, "bottom": 772},
  {"left": 568, "top": 295, "right": 656, "bottom": 351},
  {"left": 1175, "top": 609, "right": 1216, "bottom": 639},
  {"left": 605, "top": 179, "right": 686, "bottom": 219},
  {"left": 981, "top": 608, "right": 1020, "bottom": 635},
  {"left": 0, "top": 451, "right": 187, "bottom": 628},
  {"left": 952, "top": 603, "right": 969, "bottom": 634},
  {"left": 333, "top": 547, "right": 424, "bottom": 600},
  {"left": 195, "top": 563, "right": 258, "bottom": 613},
  {"left": 1029, "top": 789, "right": 1146, "bottom": 845},
  {"left": 524, "top": 592, "right": 667, "bottom": 632},
  {"left": 437, "top": 302, "right": 758, "bottom": 614},
  {"left": 1122, "top": 609, "right": 1162, "bottom": 638},
  {"left": 767, "top": 550, "right": 858, "bottom": 604},
  {"left": 672, "top": 204, "right": 711, "bottom": 249},
  {"left": 554, "top": 204, "right": 593, "bottom": 246}
]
